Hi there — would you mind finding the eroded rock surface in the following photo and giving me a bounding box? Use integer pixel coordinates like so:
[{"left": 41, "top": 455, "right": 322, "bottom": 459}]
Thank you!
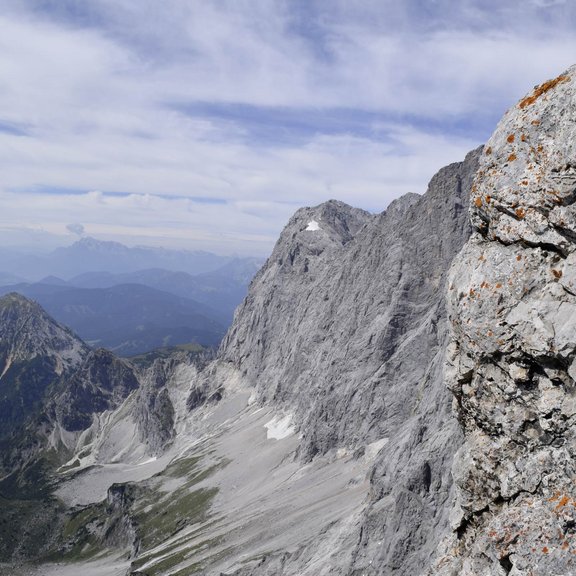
[
  {"left": 435, "top": 66, "right": 576, "bottom": 575},
  {"left": 220, "top": 150, "right": 481, "bottom": 575}
]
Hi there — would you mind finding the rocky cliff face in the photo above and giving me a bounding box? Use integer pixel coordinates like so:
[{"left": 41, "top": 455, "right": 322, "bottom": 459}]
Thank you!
[
  {"left": 435, "top": 66, "right": 576, "bottom": 575},
  {"left": 219, "top": 149, "right": 481, "bottom": 574},
  {"left": 54, "top": 348, "right": 140, "bottom": 432}
]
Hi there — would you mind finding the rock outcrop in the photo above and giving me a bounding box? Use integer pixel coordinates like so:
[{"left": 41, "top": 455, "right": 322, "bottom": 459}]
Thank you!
[
  {"left": 54, "top": 348, "right": 140, "bottom": 432},
  {"left": 435, "top": 66, "right": 576, "bottom": 575}
]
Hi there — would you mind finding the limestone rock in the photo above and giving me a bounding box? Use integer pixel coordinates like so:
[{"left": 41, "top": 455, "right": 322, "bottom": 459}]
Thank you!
[
  {"left": 435, "top": 65, "right": 576, "bottom": 575},
  {"left": 219, "top": 149, "right": 481, "bottom": 574}
]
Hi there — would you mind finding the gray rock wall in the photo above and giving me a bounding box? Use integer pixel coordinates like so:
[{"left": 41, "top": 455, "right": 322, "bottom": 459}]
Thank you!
[{"left": 220, "top": 148, "right": 481, "bottom": 574}]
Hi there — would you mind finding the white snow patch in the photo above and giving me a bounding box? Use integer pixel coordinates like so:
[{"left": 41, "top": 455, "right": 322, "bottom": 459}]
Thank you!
[
  {"left": 264, "top": 414, "right": 295, "bottom": 440},
  {"left": 365, "top": 438, "right": 389, "bottom": 461},
  {"left": 138, "top": 456, "right": 158, "bottom": 466},
  {"left": 247, "top": 390, "right": 258, "bottom": 405},
  {"left": 305, "top": 220, "right": 320, "bottom": 231}
]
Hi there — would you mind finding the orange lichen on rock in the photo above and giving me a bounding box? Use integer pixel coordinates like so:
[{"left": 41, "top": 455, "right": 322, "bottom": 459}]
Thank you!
[
  {"left": 495, "top": 283, "right": 502, "bottom": 289},
  {"left": 507, "top": 134, "right": 516, "bottom": 143},
  {"left": 518, "top": 74, "right": 570, "bottom": 109},
  {"left": 521, "top": 134, "right": 527, "bottom": 142},
  {"left": 474, "top": 197, "right": 483, "bottom": 208},
  {"left": 508, "top": 153, "right": 517, "bottom": 162},
  {"left": 532, "top": 119, "right": 541, "bottom": 125},
  {"left": 556, "top": 495, "right": 571, "bottom": 510},
  {"left": 516, "top": 254, "right": 522, "bottom": 261},
  {"left": 552, "top": 269, "right": 563, "bottom": 279},
  {"left": 515, "top": 207, "right": 526, "bottom": 219},
  {"left": 485, "top": 195, "right": 491, "bottom": 203}
]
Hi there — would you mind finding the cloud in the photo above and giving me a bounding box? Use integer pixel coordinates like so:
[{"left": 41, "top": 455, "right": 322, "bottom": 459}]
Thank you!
[
  {"left": 2, "top": 1, "right": 576, "bottom": 254},
  {"left": 529, "top": 0, "right": 566, "bottom": 7},
  {"left": 66, "top": 223, "right": 85, "bottom": 236}
]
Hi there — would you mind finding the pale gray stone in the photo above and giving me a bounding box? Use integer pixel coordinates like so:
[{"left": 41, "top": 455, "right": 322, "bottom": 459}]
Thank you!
[{"left": 433, "top": 65, "right": 576, "bottom": 575}]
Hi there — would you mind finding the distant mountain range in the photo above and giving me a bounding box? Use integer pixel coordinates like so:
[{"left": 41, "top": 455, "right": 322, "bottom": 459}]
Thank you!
[
  {"left": 0, "top": 237, "right": 264, "bottom": 355},
  {"left": 67, "top": 258, "right": 259, "bottom": 323},
  {"left": 0, "top": 237, "right": 263, "bottom": 281}
]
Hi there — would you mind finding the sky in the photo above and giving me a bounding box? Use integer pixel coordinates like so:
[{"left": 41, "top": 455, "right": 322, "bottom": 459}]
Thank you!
[{"left": 1, "top": 0, "right": 576, "bottom": 256}]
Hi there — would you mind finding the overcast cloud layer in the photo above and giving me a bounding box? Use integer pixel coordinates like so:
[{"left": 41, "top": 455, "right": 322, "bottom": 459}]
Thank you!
[{"left": 1, "top": 0, "right": 576, "bottom": 255}]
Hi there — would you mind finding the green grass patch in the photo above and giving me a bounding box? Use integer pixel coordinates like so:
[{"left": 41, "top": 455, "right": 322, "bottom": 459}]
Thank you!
[
  {"left": 134, "top": 486, "right": 218, "bottom": 551},
  {"left": 127, "top": 454, "right": 228, "bottom": 573},
  {"left": 131, "top": 535, "right": 224, "bottom": 576},
  {"left": 46, "top": 502, "right": 108, "bottom": 563}
]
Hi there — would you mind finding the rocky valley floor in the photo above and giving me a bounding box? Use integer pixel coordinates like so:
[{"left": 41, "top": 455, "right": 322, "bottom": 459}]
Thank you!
[{"left": 11, "top": 373, "right": 386, "bottom": 576}]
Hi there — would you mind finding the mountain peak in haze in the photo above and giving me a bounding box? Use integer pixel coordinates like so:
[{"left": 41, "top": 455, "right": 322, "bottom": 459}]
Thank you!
[
  {"left": 71, "top": 236, "right": 128, "bottom": 252},
  {"left": 0, "top": 237, "right": 253, "bottom": 281}
]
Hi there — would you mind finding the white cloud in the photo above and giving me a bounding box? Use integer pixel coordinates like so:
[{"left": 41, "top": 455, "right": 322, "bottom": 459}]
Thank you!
[{"left": 1, "top": 1, "right": 576, "bottom": 255}]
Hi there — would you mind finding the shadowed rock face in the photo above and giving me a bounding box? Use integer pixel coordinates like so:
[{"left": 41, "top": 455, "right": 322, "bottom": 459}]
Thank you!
[
  {"left": 55, "top": 348, "right": 140, "bottom": 431},
  {"left": 434, "top": 66, "right": 576, "bottom": 575},
  {"left": 220, "top": 150, "right": 481, "bottom": 575},
  {"left": 0, "top": 293, "right": 89, "bottom": 440}
]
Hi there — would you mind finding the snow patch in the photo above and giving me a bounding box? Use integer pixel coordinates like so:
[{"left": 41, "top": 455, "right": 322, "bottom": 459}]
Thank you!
[
  {"left": 138, "top": 456, "right": 158, "bottom": 466},
  {"left": 264, "top": 414, "right": 295, "bottom": 440},
  {"left": 248, "top": 390, "right": 258, "bottom": 405},
  {"left": 305, "top": 220, "right": 320, "bottom": 231},
  {"left": 365, "top": 438, "right": 389, "bottom": 460}
]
